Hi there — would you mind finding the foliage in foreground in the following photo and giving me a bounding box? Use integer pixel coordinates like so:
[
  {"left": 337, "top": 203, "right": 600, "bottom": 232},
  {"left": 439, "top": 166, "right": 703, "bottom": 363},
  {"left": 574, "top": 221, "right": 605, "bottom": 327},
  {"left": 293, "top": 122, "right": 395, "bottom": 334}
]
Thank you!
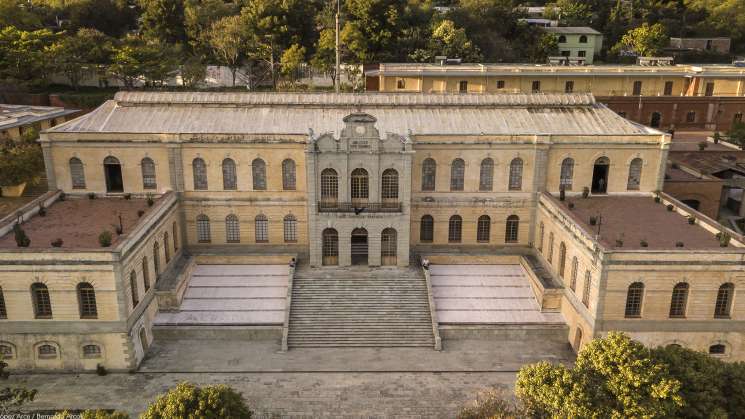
[
  {"left": 140, "top": 382, "right": 251, "bottom": 419},
  {"left": 0, "top": 360, "right": 37, "bottom": 415},
  {"left": 0, "top": 139, "right": 44, "bottom": 186}
]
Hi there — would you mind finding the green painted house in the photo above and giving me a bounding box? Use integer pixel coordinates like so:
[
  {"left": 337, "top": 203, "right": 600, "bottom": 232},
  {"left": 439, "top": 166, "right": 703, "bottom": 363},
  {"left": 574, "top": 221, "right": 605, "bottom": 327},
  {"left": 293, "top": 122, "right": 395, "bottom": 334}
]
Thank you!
[{"left": 543, "top": 27, "right": 603, "bottom": 64}]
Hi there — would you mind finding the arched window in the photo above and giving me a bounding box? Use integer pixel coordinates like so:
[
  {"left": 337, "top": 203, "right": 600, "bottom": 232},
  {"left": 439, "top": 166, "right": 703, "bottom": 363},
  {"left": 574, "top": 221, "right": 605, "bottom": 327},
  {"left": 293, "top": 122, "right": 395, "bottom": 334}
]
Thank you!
[
  {"left": 547, "top": 232, "right": 554, "bottom": 262},
  {"left": 558, "top": 35, "right": 567, "bottom": 43},
  {"left": 570, "top": 257, "right": 578, "bottom": 291},
  {"left": 0, "top": 286, "right": 6, "bottom": 319},
  {"left": 255, "top": 214, "right": 268, "bottom": 243},
  {"left": 152, "top": 242, "right": 160, "bottom": 281},
  {"left": 31, "top": 283, "right": 52, "bottom": 319},
  {"left": 282, "top": 159, "right": 296, "bottom": 190},
  {"left": 0, "top": 343, "right": 14, "bottom": 359},
  {"left": 141, "top": 157, "right": 156, "bottom": 189},
  {"left": 477, "top": 215, "right": 491, "bottom": 243},
  {"left": 225, "top": 214, "right": 240, "bottom": 243},
  {"left": 505, "top": 215, "right": 519, "bottom": 243},
  {"left": 448, "top": 215, "right": 462, "bottom": 243},
  {"left": 560, "top": 158, "right": 574, "bottom": 190},
  {"left": 192, "top": 158, "right": 207, "bottom": 190},
  {"left": 130, "top": 271, "right": 139, "bottom": 307},
  {"left": 625, "top": 282, "right": 644, "bottom": 318},
  {"left": 479, "top": 158, "right": 494, "bottom": 191},
  {"left": 579, "top": 35, "right": 587, "bottom": 43},
  {"left": 82, "top": 344, "right": 102, "bottom": 358},
  {"left": 252, "top": 158, "right": 266, "bottom": 190},
  {"left": 509, "top": 158, "right": 523, "bottom": 191},
  {"left": 222, "top": 158, "right": 237, "bottom": 190},
  {"left": 627, "top": 158, "right": 643, "bottom": 190},
  {"left": 322, "top": 228, "right": 339, "bottom": 266},
  {"left": 283, "top": 215, "right": 297, "bottom": 242},
  {"left": 350, "top": 168, "right": 369, "bottom": 202},
  {"left": 382, "top": 169, "right": 399, "bottom": 200},
  {"left": 715, "top": 283, "right": 734, "bottom": 318},
  {"left": 381, "top": 228, "right": 397, "bottom": 266},
  {"left": 320, "top": 168, "right": 338, "bottom": 203},
  {"left": 422, "top": 158, "right": 436, "bottom": 191},
  {"left": 196, "top": 214, "right": 211, "bottom": 243},
  {"left": 172, "top": 222, "right": 179, "bottom": 251},
  {"left": 558, "top": 242, "right": 567, "bottom": 277},
  {"left": 450, "top": 158, "right": 465, "bottom": 191},
  {"left": 582, "top": 271, "right": 592, "bottom": 307},
  {"left": 69, "top": 157, "right": 86, "bottom": 189},
  {"left": 669, "top": 282, "right": 689, "bottom": 318},
  {"left": 142, "top": 256, "right": 150, "bottom": 292},
  {"left": 37, "top": 344, "right": 58, "bottom": 359},
  {"left": 538, "top": 222, "right": 545, "bottom": 251},
  {"left": 163, "top": 232, "right": 170, "bottom": 264},
  {"left": 420, "top": 215, "right": 434, "bottom": 242},
  {"left": 77, "top": 282, "right": 97, "bottom": 319},
  {"left": 709, "top": 344, "right": 726, "bottom": 355}
]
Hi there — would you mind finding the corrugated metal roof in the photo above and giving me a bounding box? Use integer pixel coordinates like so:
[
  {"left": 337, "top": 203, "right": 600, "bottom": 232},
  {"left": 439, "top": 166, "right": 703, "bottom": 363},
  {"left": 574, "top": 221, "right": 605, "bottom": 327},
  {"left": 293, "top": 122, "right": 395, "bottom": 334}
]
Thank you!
[
  {"left": 48, "top": 92, "right": 658, "bottom": 136},
  {"left": 543, "top": 26, "right": 602, "bottom": 35},
  {"left": 0, "top": 104, "right": 78, "bottom": 131}
]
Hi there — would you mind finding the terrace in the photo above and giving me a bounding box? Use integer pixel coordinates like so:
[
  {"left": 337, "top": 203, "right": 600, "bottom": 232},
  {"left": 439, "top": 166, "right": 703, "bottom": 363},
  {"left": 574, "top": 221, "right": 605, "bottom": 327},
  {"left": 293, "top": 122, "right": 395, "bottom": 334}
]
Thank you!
[
  {"left": 0, "top": 194, "right": 156, "bottom": 250},
  {"left": 549, "top": 193, "right": 739, "bottom": 250}
]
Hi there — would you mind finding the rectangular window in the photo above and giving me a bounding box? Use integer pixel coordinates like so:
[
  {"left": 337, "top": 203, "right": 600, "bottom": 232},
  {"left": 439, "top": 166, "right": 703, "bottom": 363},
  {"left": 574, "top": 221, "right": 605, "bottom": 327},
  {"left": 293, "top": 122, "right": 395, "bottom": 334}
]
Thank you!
[
  {"left": 496, "top": 80, "right": 505, "bottom": 89},
  {"left": 561, "top": 50, "right": 570, "bottom": 57},
  {"left": 577, "top": 50, "right": 586, "bottom": 57},
  {"left": 735, "top": 113, "right": 743, "bottom": 124},
  {"left": 396, "top": 78, "right": 406, "bottom": 89},
  {"left": 633, "top": 81, "right": 643, "bottom": 96},
  {"left": 686, "top": 111, "right": 696, "bottom": 123},
  {"left": 705, "top": 82, "right": 715, "bottom": 97},
  {"left": 565, "top": 81, "right": 574, "bottom": 93},
  {"left": 459, "top": 80, "right": 468, "bottom": 93},
  {"left": 582, "top": 271, "right": 591, "bottom": 307},
  {"left": 531, "top": 81, "right": 541, "bottom": 93},
  {"left": 0, "top": 287, "right": 6, "bottom": 319},
  {"left": 664, "top": 81, "right": 674, "bottom": 96}
]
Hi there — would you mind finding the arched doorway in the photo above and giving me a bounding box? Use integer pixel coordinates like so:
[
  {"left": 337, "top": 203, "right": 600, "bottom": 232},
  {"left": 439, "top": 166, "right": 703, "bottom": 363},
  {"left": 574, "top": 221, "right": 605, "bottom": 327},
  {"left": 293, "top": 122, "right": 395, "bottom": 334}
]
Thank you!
[
  {"left": 573, "top": 327, "right": 583, "bottom": 352},
  {"left": 591, "top": 157, "right": 609, "bottom": 194},
  {"left": 351, "top": 228, "right": 368, "bottom": 265},
  {"left": 682, "top": 199, "right": 701, "bottom": 211},
  {"left": 322, "top": 228, "right": 338, "bottom": 266},
  {"left": 104, "top": 156, "right": 123, "bottom": 193},
  {"left": 650, "top": 112, "right": 661, "bottom": 128},
  {"left": 381, "top": 228, "right": 397, "bottom": 266}
]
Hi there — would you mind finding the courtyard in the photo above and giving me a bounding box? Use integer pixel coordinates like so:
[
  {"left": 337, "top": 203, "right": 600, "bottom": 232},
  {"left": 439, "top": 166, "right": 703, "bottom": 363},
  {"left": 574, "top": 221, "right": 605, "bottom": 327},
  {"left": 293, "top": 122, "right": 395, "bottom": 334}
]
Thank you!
[{"left": 5, "top": 338, "right": 574, "bottom": 417}]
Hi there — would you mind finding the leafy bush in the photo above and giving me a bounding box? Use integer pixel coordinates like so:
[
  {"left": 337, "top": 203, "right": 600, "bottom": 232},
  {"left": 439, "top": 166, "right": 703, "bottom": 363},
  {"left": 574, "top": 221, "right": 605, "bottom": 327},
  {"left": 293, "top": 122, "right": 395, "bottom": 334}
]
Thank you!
[
  {"left": 516, "top": 332, "right": 683, "bottom": 418},
  {"left": 98, "top": 231, "right": 112, "bottom": 247},
  {"left": 0, "top": 142, "right": 44, "bottom": 186},
  {"left": 140, "top": 382, "right": 252, "bottom": 419},
  {"left": 458, "top": 388, "right": 522, "bottom": 419}
]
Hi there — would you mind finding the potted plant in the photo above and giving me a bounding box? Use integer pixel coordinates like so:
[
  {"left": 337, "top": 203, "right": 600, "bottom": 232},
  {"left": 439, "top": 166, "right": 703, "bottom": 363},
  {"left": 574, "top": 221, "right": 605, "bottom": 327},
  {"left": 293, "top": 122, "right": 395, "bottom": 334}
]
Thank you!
[
  {"left": 568, "top": 202, "right": 575, "bottom": 209},
  {"left": 698, "top": 141, "right": 708, "bottom": 151},
  {"left": 13, "top": 224, "right": 30, "bottom": 247},
  {"left": 687, "top": 216, "right": 696, "bottom": 225},
  {"left": 589, "top": 216, "right": 597, "bottom": 226},
  {"left": 51, "top": 238, "right": 63, "bottom": 247},
  {"left": 640, "top": 239, "right": 648, "bottom": 248},
  {"left": 718, "top": 231, "right": 731, "bottom": 247},
  {"left": 582, "top": 187, "right": 590, "bottom": 198},
  {"left": 98, "top": 231, "right": 113, "bottom": 247},
  {"left": 559, "top": 185, "right": 566, "bottom": 201},
  {"left": 713, "top": 131, "right": 721, "bottom": 144},
  {"left": 666, "top": 204, "right": 674, "bottom": 212},
  {"left": 675, "top": 241, "right": 685, "bottom": 248}
]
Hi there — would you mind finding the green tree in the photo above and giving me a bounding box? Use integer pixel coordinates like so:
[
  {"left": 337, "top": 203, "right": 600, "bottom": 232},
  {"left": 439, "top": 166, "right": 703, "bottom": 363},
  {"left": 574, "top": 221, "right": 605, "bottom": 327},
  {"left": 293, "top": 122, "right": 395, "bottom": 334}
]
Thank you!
[
  {"left": 280, "top": 43, "right": 306, "bottom": 86},
  {"left": 310, "top": 28, "right": 337, "bottom": 84},
  {"left": 108, "top": 36, "right": 179, "bottom": 88},
  {"left": 137, "top": 0, "right": 187, "bottom": 44},
  {"left": 183, "top": 0, "right": 237, "bottom": 56},
  {"left": 727, "top": 122, "right": 745, "bottom": 150},
  {"left": 65, "top": 0, "right": 138, "bottom": 37},
  {"left": 50, "top": 28, "right": 113, "bottom": 90},
  {"left": 180, "top": 55, "right": 207, "bottom": 88},
  {"left": 687, "top": 0, "right": 745, "bottom": 52},
  {"left": 140, "top": 382, "right": 252, "bottom": 419},
  {"left": 612, "top": 22, "right": 668, "bottom": 57},
  {"left": 0, "top": 0, "right": 42, "bottom": 30},
  {"left": 412, "top": 19, "right": 481, "bottom": 63},
  {"left": 516, "top": 332, "right": 683, "bottom": 418},
  {"left": 552, "top": 0, "right": 593, "bottom": 26},
  {"left": 0, "top": 360, "right": 37, "bottom": 415},
  {"left": 206, "top": 15, "right": 248, "bottom": 87},
  {"left": 0, "top": 26, "right": 58, "bottom": 86}
]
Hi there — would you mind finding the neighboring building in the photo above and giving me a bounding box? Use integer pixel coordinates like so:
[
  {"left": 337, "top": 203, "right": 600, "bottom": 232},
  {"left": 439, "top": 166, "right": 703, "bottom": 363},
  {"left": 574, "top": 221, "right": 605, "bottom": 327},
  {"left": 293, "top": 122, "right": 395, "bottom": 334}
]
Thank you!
[
  {"left": 669, "top": 37, "right": 732, "bottom": 54},
  {"left": 543, "top": 27, "right": 603, "bottom": 64},
  {"left": 1, "top": 92, "right": 744, "bottom": 372},
  {"left": 663, "top": 159, "right": 724, "bottom": 220},
  {"left": 0, "top": 104, "right": 78, "bottom": 141},
  {"left": 366, "top": 63, "right": 745, "bottom": 131}
]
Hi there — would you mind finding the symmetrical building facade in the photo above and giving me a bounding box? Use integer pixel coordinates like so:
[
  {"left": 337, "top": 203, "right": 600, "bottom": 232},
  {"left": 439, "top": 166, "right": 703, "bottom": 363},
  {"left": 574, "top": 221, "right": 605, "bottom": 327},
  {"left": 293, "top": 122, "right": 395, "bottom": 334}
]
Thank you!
[{"left": 0, "top": 92, "right": 743, "bottom": 371}]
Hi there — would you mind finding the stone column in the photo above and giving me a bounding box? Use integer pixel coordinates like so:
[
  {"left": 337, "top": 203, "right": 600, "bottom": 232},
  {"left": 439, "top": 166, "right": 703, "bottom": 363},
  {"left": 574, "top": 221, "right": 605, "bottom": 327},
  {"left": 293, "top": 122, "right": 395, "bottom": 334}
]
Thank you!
[
  {"left": 529, "top": 142, "right": 550, "bottom": 246},
  {"left": 305, "top": 149, "right": 320, "bottom": 267}
]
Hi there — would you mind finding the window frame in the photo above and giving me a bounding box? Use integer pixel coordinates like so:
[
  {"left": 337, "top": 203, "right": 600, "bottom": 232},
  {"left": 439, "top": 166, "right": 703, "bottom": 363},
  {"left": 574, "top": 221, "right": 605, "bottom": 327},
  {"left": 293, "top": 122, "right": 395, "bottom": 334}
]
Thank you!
[
  {"left": 141, "top": 157, "right": 156, "bottom": 190},
  {"left": 421, "top": 158, "right": 437, "bottom": 191},
  {"left": 448, "top": 215, "right": 462, "bottom": 243},
  {"left": 505, "top": 215, "right": 519, "bottom": 243},
  {"left": 222, "top": 158, "right": 237, "bottom": 190},
  {"left": 226, "top": 214, "right": 241, "bottom": 243},
  {"left": 669, "top": 282, "right": 689, "bottom": 318},
  {"left": 420, "top": 215, "right": 434, "bottom": 243},
  {"left": 255, "top": 214, "right": 269, "bottom": 243},
  {"left": 477, "top": 215, "right": 491, "bottom": 243},
  {"left": 283, "top": 214, "right": 297, "bottom": 243},
  {"left": 77, "top": 282, "right": 98, "bottom": 319},
  {"left": 624, "top": 282, "right": 644, "bottom": 318},
  {"left": 192, "top": 158, "right": 208, "bottom": 190},
  {"left": 31, "top": 283, "right": 52, "bottom": 319},
  {"left": 252, "top": 158, "right": 267, "bottom": 191},
  {"left": 196, "top": 214, "right": 211, "bottom": 243},
  {"left": 509, "top": 158, "right": 523, "bottom": 191},
  {"left": 282, "top": 159, "right": 296, "bottom": 191}
]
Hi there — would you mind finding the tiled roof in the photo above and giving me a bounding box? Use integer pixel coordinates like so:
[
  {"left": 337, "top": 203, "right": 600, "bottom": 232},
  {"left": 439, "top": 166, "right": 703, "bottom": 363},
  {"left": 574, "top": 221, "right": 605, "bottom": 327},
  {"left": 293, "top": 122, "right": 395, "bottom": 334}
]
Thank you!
[
  {"left": 47, "top": 92, "right": 658, "bottom": 137},
  {"left": 543, "top": 26, "right": 602, "bottom": 35}
]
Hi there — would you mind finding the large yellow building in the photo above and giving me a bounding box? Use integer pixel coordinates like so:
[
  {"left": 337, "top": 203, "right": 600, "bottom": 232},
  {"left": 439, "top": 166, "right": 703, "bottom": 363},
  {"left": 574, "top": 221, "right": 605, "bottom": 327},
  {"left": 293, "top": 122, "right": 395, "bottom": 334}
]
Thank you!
[{"left": 0, "top": 92, "right": 743, "bottom": 371}]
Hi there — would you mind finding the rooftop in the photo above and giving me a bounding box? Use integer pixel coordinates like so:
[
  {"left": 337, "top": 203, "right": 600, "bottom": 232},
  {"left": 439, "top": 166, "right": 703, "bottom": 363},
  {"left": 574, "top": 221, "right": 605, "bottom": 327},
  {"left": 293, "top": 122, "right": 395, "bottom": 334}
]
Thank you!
[
  {"left": 543, "top": 26, "right": 602, "bottom": 35},
  {"left": 46, "top": 92, "right": 658, "bottom": 137},
  {"left": 669, "top": 150, "right": 745, "bottom": 177},
  {"left": 0, "top": 104, "right": 78, "bottom": 131},
  {"left": 554, "top": 195, "right": 729, "bottom": 250},
  {"left": 0, "top": 196, "right": 154, "bottom": 250}
]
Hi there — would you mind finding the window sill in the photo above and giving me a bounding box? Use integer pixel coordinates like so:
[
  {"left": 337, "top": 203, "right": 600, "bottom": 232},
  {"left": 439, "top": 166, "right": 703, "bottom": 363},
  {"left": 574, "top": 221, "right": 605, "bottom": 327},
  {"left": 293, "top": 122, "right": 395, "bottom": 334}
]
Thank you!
[
  {"left": 34, "top": 316, "right": 52, "bottom": 320},
  {"left": 80, "top": 316, "right": 98, "bottom": 320}
]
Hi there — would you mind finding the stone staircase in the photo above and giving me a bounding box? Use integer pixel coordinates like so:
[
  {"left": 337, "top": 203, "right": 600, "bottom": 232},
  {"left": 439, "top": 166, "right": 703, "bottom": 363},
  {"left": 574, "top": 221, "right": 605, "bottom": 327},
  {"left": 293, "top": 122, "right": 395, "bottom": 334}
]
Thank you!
[
  {"left": 287, "top": 266, "right": 436, "bottom": 348},
  {"left": 22, "top": 175, "right": 48, "bottom": 198}
]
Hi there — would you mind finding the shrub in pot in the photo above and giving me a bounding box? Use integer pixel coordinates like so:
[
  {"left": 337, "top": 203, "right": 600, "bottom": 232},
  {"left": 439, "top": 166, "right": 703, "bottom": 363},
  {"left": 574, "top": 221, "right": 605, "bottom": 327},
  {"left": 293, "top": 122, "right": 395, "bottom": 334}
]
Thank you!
[
  {"left": 146, "top": 194, "right": 154, "bottom": 207},
  {"left": 98, "top": 231, "right": 113, "bottom": 247},
  {"left": 582, "top": 187, "right": 590, "bottom": 198},
  {"left": 666, "top": 204, "right": 674, "bottom": 211},
  {"left": 13, "top": 224, "right": 30, "bottom": 247},
  {"left": 676, "top": 241, "right": 685, "bottom": 247},
  {"left": 640, "top": 239, "right": 648, "bottom": 247},
  {"left": 51, "top": 238, "right": 63, "bottom": 247},
  {"left": 559, "top": 186, "right": 565, "bottom": 201},
  {"left": 688, "top": 216, "right": 696, "bottom": 225},
  {"left": 568, "top": 202, "right": 575, "bottom": 209},
  {"left": 88, "top": 192, "right": 96, "bottom": 200}
]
